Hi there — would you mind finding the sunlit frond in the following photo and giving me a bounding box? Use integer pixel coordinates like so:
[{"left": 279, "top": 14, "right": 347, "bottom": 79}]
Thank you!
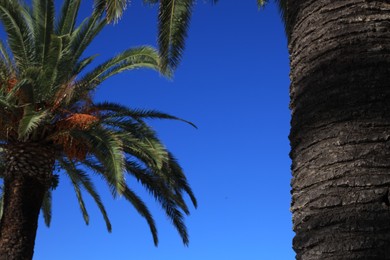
[
  {"left": 32, "top": 0, "right": 54, "bottom": 65},
  {"left": 158, "top": 0, "right": 194, "bottom": 72},
  {"left": 55, "top": 0, "right": 81, "bottom": 35},
  {"left": 78, "top": 46, "right": 165, "bottom": 92}
]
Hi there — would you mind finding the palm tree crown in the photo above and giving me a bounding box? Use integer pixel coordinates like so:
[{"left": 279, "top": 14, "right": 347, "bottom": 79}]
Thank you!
[{"left": 0, "top": 0, "right": 196, "bottom": 246}]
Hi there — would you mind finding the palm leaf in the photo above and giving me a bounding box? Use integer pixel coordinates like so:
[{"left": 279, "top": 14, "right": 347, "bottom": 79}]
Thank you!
[
  {"left": 32, "top": 0, "right": 54, "bottom": 65},
  {"left": 55, "top": 0, "right": 81, "bottom": 35},
  {"left": 41, "top": 189, "right": 52, "bottom": 227},
  {"left": 157, "top": 0, "right": 194, "bottom": 72},
  {"left": 69, "top": 127, "right": 126, "bottom": 195},
  {"left": 96, "top": 102, "right": 197, "bottom": 128},
  {"left": 59, "top": 159, "right": 112, "bottom": 231},
  {"left": 78, "top": 46, "right": 165, "bottom": 91},
  {"left": 70, "top": 14, "right": 106, "bottom": 63},
  {"left": 122, "top": 186, "right": 159, "bottom": 245},
  {"left": 0, "top": 0, "right": 34, "bottom": 69},
  {"left": 0, "top": 40, "right": 13, "bottom": 71},
  {"left": 94, "top": 0, "right": 128, "bottom": 23},
  {"left": 17, "top": 108, "right": 49, "bottom": 141}
]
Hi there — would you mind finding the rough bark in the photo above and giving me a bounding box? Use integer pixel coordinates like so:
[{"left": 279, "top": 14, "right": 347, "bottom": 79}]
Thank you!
[
  {"left": 288, "top": 0, "right": 390, "bottom": 259},
  {"left": 0, "top": 143, "right": 55, "bottom": 260}
]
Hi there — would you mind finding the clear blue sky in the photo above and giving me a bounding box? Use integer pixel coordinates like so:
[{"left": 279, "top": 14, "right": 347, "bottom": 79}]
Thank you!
[{"left": 31, "top": 1, "right": 293, "bottom": 259}]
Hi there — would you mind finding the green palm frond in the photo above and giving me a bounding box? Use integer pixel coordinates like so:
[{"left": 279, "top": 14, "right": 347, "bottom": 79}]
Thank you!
[
  {"left": 95, "top": 102, "right": 197, "bottom": 128},
  {"left": 94, "top": 0, "right": 128, "bottom": 23},
  {"left": 70, "top": 14, "right": 106, "bottom": 63},
  {"left": 55, "top": 0, "right": 81, "bottom": 35},
  {"left": 78, "top": 46, "right": 166, "bottom": 92},
  {"left": 121, "top": 132, "right": 169, "bottom": 171},
  {"left": 157, "top": 0, "right": 194, "bottom": 73},
  {"left": 18, "top": 108, "right": 49, "bottom": 141},
  {"left": 59, "top": 159, "right": 112, "bottom": 231},
  {"left": 164, "top": 152, "right": 197, "bottom": 207},
  {"left": 0, "top": 0, "right": 34, "bottom": 69},
  {"left": 122, "top": 186, "right": 159, "bottom": 245},
  {"left": 0, "top": 40, "right": 14, "bottom": 71},
  {"left": 41, "top": 189, "right": 52, "bottom": 227},
  {"left": 68, "top": 127, "right": 126, "bottom": 195},
  {"left": 32, "top": 0, "right": 54, "bottom": 65}
]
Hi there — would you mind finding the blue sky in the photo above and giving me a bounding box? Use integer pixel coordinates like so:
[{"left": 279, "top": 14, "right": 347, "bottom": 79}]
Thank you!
[{"left": 32, "top": 1, "right": 293, "bottom": 259}]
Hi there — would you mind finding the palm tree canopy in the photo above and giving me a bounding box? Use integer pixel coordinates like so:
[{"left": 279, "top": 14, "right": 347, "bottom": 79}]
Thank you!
[{"left": 0, "top": 0, "right": 196, "bottom": 246}]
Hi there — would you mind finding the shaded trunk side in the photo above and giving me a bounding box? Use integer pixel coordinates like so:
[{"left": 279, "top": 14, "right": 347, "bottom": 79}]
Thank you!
[
  {"left": 0, "top": 143, "right": 55, "bottom": 260},
  {"left": 288, "top": 0, "right": 390, "bottom": 259}
]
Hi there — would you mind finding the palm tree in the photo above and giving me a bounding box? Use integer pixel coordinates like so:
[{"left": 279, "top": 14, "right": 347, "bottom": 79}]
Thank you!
[
  {"left": 286, "top": 0, "right": 390, "bottom": 258},
  {"left": 0, "top": 0, "right": 197, "bottom": 259},
  {"left": 98, "top": 0, "right": 390, "bottom": 258}
]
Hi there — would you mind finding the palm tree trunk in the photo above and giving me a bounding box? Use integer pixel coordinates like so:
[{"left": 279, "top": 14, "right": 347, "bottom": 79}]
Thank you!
[
  {"left": 0, "top": 143, "right": 55, "bottom": 260},
  {"left": 288, "top": 0, "right": 390, "bottom": 259}
]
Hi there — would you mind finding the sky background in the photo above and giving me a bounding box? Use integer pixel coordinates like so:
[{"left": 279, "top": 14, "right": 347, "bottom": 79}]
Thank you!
[{"left": 30, "top": 0, "right": 293, "bottom": 259}]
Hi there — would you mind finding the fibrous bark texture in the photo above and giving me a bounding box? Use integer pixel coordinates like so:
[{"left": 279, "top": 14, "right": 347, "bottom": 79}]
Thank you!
[
  {"left": 0, "top": 143, "right": 55, "bottom": 260},
  {"left": 288, "top": 0, "right": 390, "bottom": 259}
]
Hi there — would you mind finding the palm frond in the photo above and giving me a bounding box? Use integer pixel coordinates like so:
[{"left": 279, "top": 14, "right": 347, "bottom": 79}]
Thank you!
[
  {"left": 164, "top": 152, "right": 197, "bottom": 207},
  {"left": 70, "top": 14, "right": 106, "bottom": 63},
  {"left": 0, "top": 0, "right": 34, "bottom": 69},
  {"left": 64, "top": 163, "right": 90, "bottom": 225},
  {"left": 78, "top": 46, "right": 165, "bottom": 92},
  {"left": 59, "top": 159, "right": 112, "bottom": 231},
  {"left": 55, "top": 0, "right": 81, "bottom": 35},
  {"left": 95, "top": 102, "right": 197, "bottom": 128},
  {"left": 18, "top": 108, "right": 49, "bottom": 141},
  {"left": 122, "top": 186, "right": 159, "bottom": 245},
  {"left": 68, "top": 127, "right": 126, "bottom": 195},
  {"left": 158, "top": 0, "right": 194, "bottom": 72},
  {"left": 94, "top": 0, "right": 128, "bottom": 23},
  {"left": 121, "top": 133, "right": 169, "bottom": 171},
  {"left": 32, "top": 0, "right": 54, "bottom": 65},
  {"left": 41, "top": 189, "right": 52, "bottom": 227},
  {"left": 0, "top": 40, "right": 14, "bottom": 71},
  {"left": 275, "top": 0, "right": 288, "bottom": 35}
]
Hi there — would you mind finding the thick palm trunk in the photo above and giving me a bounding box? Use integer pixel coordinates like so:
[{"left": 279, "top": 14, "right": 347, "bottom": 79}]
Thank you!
[
  {"left": 288, "top": 0, "right": 390, "bottom": 259},
  {"left": 0, "top": 143, "right": 55, "bottom": 260}
]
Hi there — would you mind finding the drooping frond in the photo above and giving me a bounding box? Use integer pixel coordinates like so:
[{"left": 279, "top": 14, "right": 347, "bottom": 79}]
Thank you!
[
  {"left": 124, "top": 159, "right": 192, "bottom": 244},
  {"left": 122, "top": 186, "right": 158, "bottom": 245},
  {"left": 95, "top": 102, "right": 196, "bottom": 128},
  {"left": 59, "top": 159, "right": 112, "bottom": 231},
  {"left": 157, "top": 0, "right": 194, "bottom": 73},
  {"left": 41, "top": 189, "right": 52, "bottom": 227},
  {"left": 65, "top": 126, "right": 126, "bottom": 195},
  {"left": 275, "top": 0, "right": 288, "bottom": 35}
]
